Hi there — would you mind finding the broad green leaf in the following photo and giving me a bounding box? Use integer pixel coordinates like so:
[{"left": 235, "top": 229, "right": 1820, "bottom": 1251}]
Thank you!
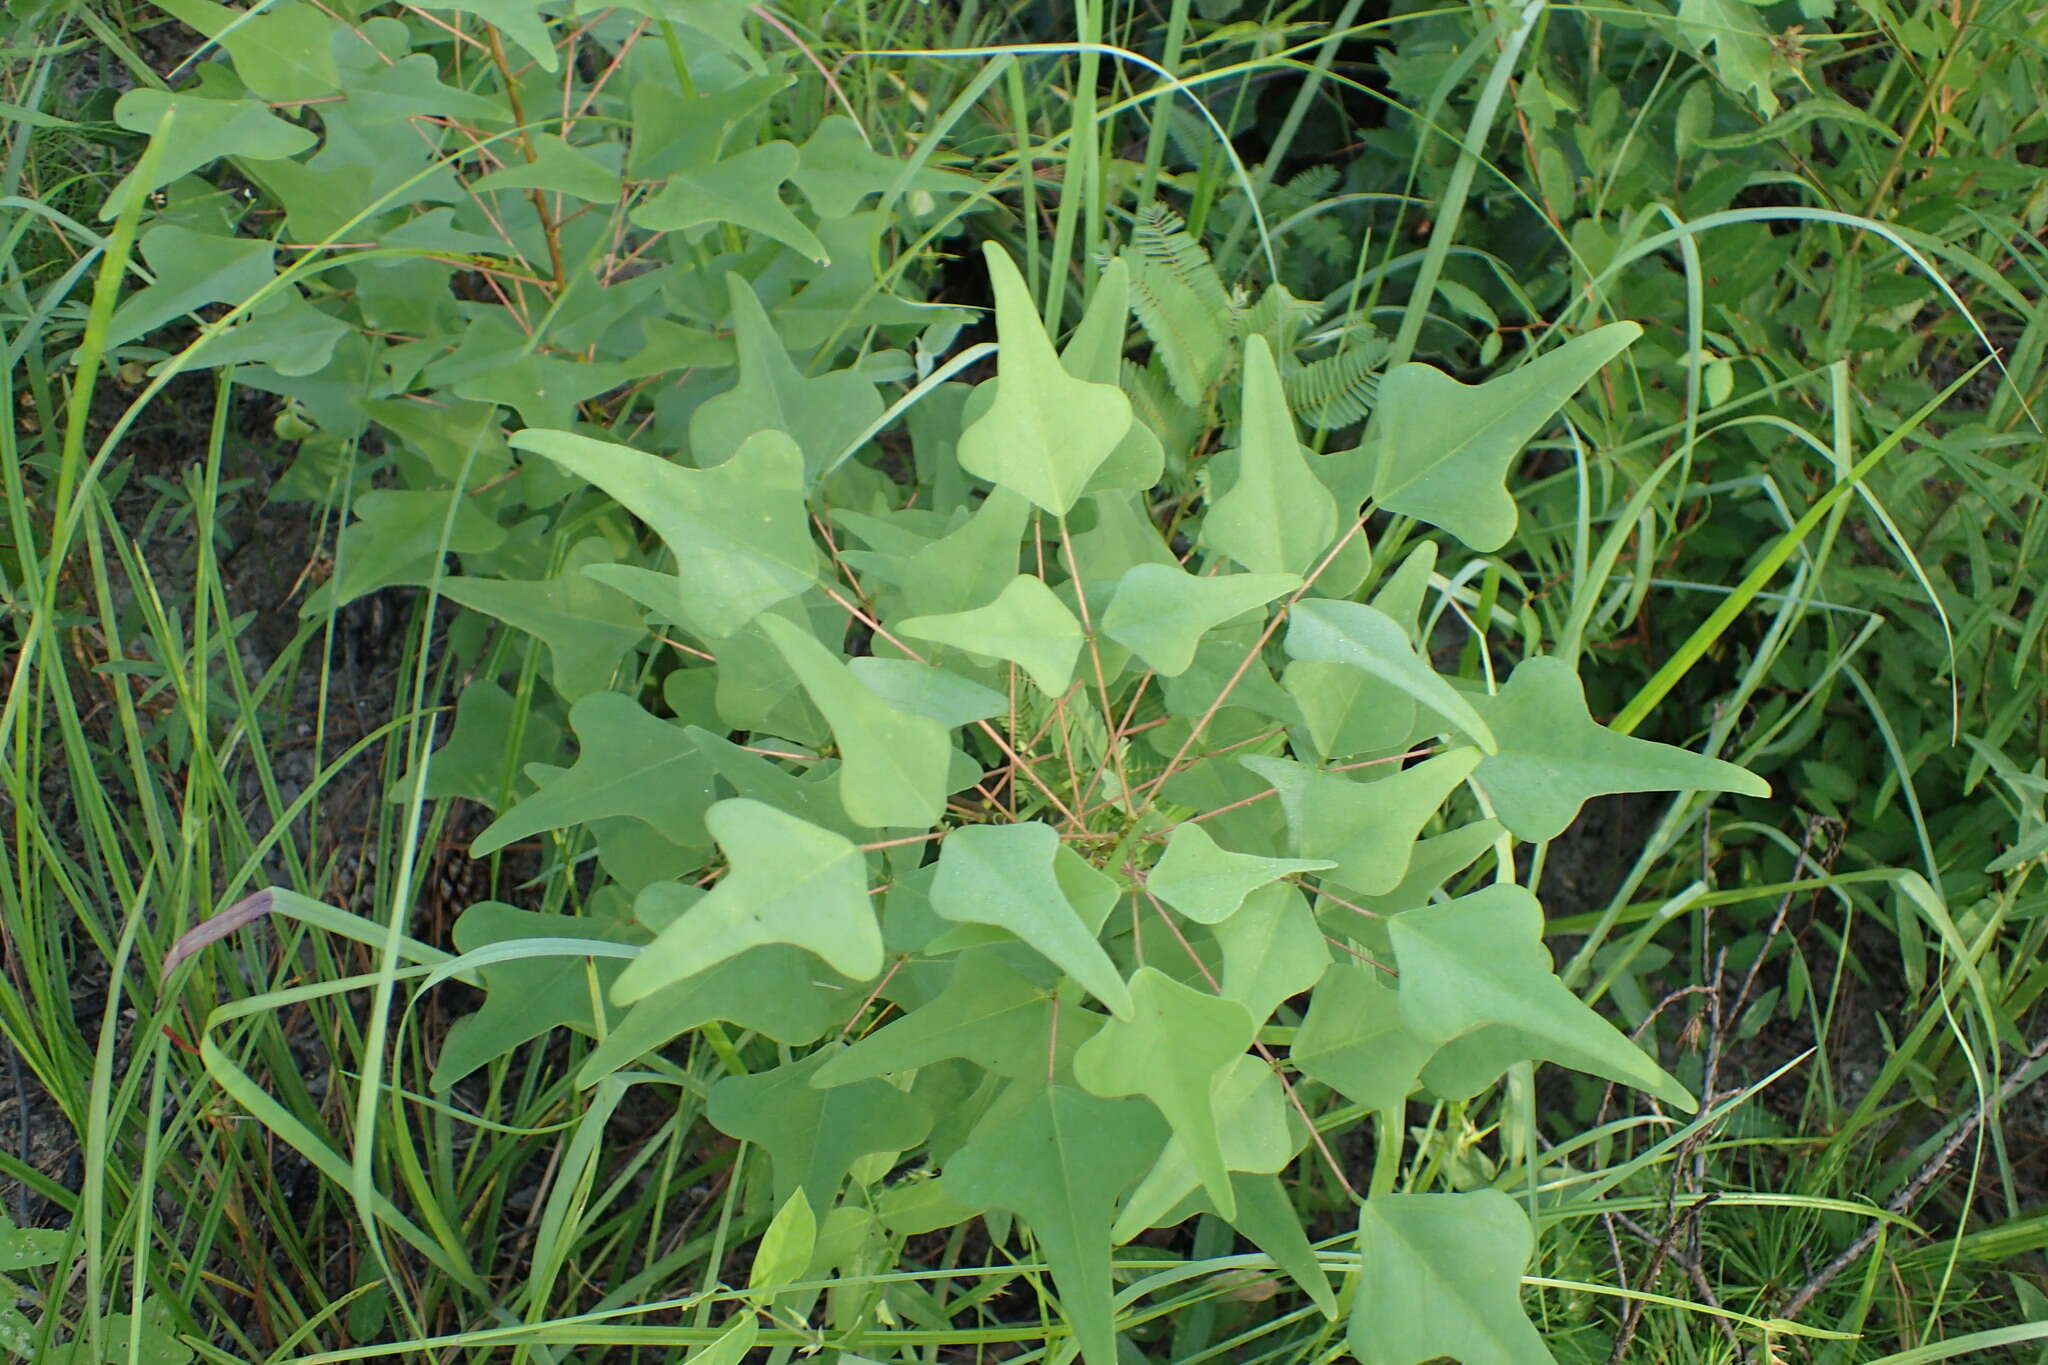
[
  {"left": 847, "top": 658, "right": 1008, "bottom": 728},
  {"left": 1291, "top": 963, "right": 1434, "bottom": 1116},
  {"left": 0, "top": 1215, "right": 64, "bottom": 1270},
  {"left": 1317, "top": 819, "right": 1504, "bottom": 922},
  {"left": 1202, "top": 336, "right": 1338, "bottom": 575},
  {"left": 107, "top": 90, "right": 316, "bottom": 214},
  {"left": 402, "top": 679, "right": 560, "bottom": 813},
  {"left": 812, "top": 949, "right": 1101, "bottom": 1085},
  {"left": 1676, "top": 0, "right": 1780, "bottom": 115},
  {"left": 708, "top": 1051, "right": 931, "bottom": 1211},
  {"left": 428, "top": 314, "right": 628, "bottom": 430},
  {"left": 1282, "top": 552, "right": 1445, "bottom": 758},
  {"left": 758, "top": 614, "right": 951, "bottom": 829},
  {"left": 690, "top": 275, "right": 883, "bottom": 476},
  {"left": 431, "top": 905, "right": 637, "bottom": 1088},
  {"left": 930, "top": 823, "right": 1133, "bottom": 1017},
  {"left": 613, "top": 799, "right": 881, "bottom": 999},
  {"left": 1074, "top": 967, "right": 1256, "bottom": 1217},
  {"left": 1161, "top": 626, "right": 1302, "bottom": 729},
  {"left": 898, "top": 574, "right": 1084, "bottom": 696},
  {"left": 1214, "top": 882, "right": 1330, "bottom": 1027},
  {"left": 1102, "top": 565, "right": 1299, "bottom": 677},
  {"left": 178, "top": 290, "right": 350, "bottom": 377},
  {"left": 578, "top": 942, "right": 849, "bottom": 1086},
  {"left": 632, "top": 141, "right": 829, "bottom": 264},
  {"left": 305, "top": 488, "right": 507, "bottom": 613},
  {"left": 1284, "top": 599, "right": 1496, "bottom": 752},
  {"left": 1060, "top": 257, "right": 1166, "bottom": 496},
  {"left": 749, "top": 1190, "right": 817, "bottom": 1292},
  {"left": 1148, "top": 822, "right": 1332, "bottom": 925},
  {"left": 1350, "top": 1190, "right": 1553, "bottom": 1365},
  {"left": 1471, "top": 655, "right": 1770, "bottom": 841},
  {"left": 1241, "top": 749, "right": 1482, "bottom": 895},
  {"left": 473, "top": 693, "right": 714, "bottom": 857},
  {"left": 147, "top": 0, "right": 341, "bottom": 100},
  {"left": 1369, "top": 322, "right": 1641, "bottom": 551},
  {"left": 790, "top": 115, "right": 980, "bottom": 217},
  {"left": 956, "top": 243, "right": 1132, "bottom": 515},
  {"left": 1219, "top": 1173, "right": 1341, "bottom": 1319},
  {"left": 942, "top": 1083, "right": 1167, "bottom": 1365},
  {"left": 1391, "top": 885, "right": 1696, "bottom": 1110},
  {"left": 512, "top": 427, "right": 819, "bottom": 640},
  {"left": 418, "top": 0, "right": 558, "bottom": 68},
  {"left": 847, "top": 487, "right": 1028, "bottom": 619},
  {"left": 626, "top": 74, "right": 789, "bottom": 179},
  {"left": 1114, "top": 1056, "right": 1295, "bottom": 1235},
  {"left": 472, "top": 133, "right": 621, "bottom": 201},
  {"left": 438, "top": 541, "right": 647, "bottom": 701},
  {"left": 106, "top": 225, "right": 274, "bottom": 349}
]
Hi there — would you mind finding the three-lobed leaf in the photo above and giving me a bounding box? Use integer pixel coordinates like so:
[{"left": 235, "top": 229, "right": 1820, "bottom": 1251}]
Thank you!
[
  {"left": 1368, "top": 322, "right": 1641, "bottom": 552},
  {"left": 956, "top": 244, "right": 1132, "bottom": 514},
  {"left": 1073, "top": 967, "right": 1256, "bottom": 1218},
  {"left": 613, "top": 799, "right": 882, "bottom": 998}
]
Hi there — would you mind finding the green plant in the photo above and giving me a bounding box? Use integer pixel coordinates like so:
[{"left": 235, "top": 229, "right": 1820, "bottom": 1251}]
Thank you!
[
  {"left": 13, "top": 0, "right": 2048, "bottom": 1354},
  {"left": 163, "top": 230, "right": 1838, "bottom": 1363}
]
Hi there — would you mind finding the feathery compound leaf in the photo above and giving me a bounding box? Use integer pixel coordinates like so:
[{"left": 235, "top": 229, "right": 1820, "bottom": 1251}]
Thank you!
[
  {"left": 1391, "top": 884, "right": 1695, "bottom": 1110},
  {"left": 1351, "top": 1191, "right": 1555, "bottom": 1365},
  {"left": 1125, "top": 203, "right": 1235, "bottom": 406},
  {"left": 1471, "top": 655, "right": 1770, "bottom": 841},
  {"left": 1369, "top": 321, "right": 1641, "bottom": 551},
  {"left": 612, "top": 799, "right": 881, "bottom": 1000},
  {"left": 1203, "top": 336, "right": 1339, "bottom": 576},
  {"left": 957, "top": 244, "right": 1131, "bottom": 514}
]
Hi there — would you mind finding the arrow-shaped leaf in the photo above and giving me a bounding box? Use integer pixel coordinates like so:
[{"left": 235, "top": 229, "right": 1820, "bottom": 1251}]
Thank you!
[
  {"left": 1102, "top": 564, "right": 1300, "bottom": 678},
  {"left": 930, "top": 823, "right": 1133, "bottom": 1017},
  {"left": 956, "top": 243, "right": 1132, "bottom": 515},
  {"left": 511, "top": 427, "right": 818, "bottom": 641},
  {"left": 942, "top": 1082, "right": 1167, "bottom": 1365},
  {"left": 1369, "top": 322, "right": 1641, "bottom": 551},
  {"left": 1203, "top": 336, "right": 1339, "bottom": 576},
  {"left": 898, "top": 574, "right": 1084, "bottom": 696},
  {"left": 1147, "top": 821, "right": 1333, "bottom": 925},
  {"left": 1390, "top": 884, "right": 1696, "bottom": 1110},
  {"left": 758, "top": 614, "right": 951, "bottom": 829},
  {"left": 613, "top": 799, "right": 881, "bottom": 999},
  {"left": 1471, "top": 655, "right": 1770, "bottom": 841},
  {"left": 1241, "top": 749, "right": 1482, "bottom": 895},
  {"left": 1073, "top": 967, "right": 1256, "bottom": 1218},
  {"left": 1350, "top": 1190, "right": 1554, "bottom": 1365}
]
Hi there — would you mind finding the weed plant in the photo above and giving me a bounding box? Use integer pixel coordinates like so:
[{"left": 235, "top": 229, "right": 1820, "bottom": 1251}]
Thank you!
[{"left": 1, "top": 0, "right": 2044, "bottom": 1359}]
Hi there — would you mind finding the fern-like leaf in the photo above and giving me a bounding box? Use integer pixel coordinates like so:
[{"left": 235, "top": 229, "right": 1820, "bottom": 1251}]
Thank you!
[
  {"left": 1124, "top": 203, "right": 1235, "bottom": 406},
  {"left": 1285, "top": 336, "right": 1390, "bottom": 430}
]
